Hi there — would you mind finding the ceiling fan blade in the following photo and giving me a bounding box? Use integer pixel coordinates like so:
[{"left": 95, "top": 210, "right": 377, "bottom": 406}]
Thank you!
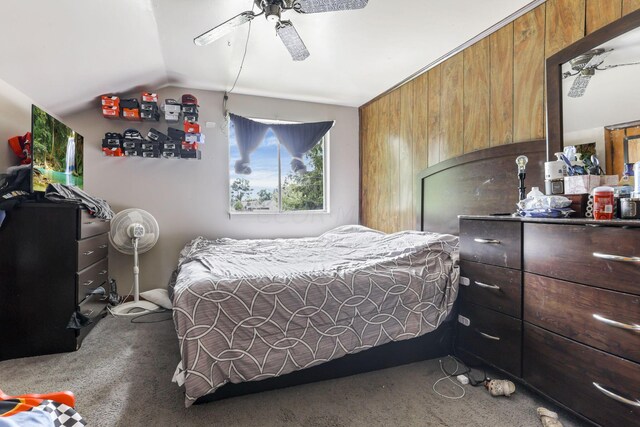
[
  {"left": 568, "top": 73, "right": 593, "bottom": 98},
  {"left": 294, "top": 0, "right": 368, "bottom": 14},
  {"left": 194, "top": 11, "right": 255, "bottom": 46},
  {"left": 276, "top": 21, "right": 310, "bottom": 61},
  {"left": 599, "top": 60, "right": 640, "bottom": 70}
]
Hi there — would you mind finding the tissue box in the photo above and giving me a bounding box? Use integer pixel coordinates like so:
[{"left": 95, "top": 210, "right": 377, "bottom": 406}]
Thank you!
[
  {"left": 564, "top": 175, "right": 601, "bottom": 194},
  {"left": 600, "top": 175, "right": 619, "bottom": 186}
]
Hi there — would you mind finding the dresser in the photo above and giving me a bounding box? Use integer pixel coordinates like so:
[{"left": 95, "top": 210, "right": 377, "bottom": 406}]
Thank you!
[
  {"left": 457, "top": 216, "right": 640, "bottom": 427},
  {"left": 0, "top": 203, "right": 110, "bottom": 360}
]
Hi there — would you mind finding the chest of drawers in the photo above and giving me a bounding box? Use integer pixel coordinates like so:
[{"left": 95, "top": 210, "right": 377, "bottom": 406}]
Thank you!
[
  {"left": 0, "top": 203, "right": 110, "bottom": 360},
  {"left": 458, "top": 216, "right": 640, "bottom": 427}
]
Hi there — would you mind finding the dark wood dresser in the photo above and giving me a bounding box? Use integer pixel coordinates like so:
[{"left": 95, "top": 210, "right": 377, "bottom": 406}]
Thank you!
[
  {"left": 0, "top": 202, "right": 110, "bottom": 360},
  {"left": 457, "top": 216, "right": 640, "bottom": 427}
]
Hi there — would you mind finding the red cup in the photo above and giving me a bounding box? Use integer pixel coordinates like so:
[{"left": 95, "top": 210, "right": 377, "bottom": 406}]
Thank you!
[{"left": 593, "top": 186, "right": 614, "bottom": 220}]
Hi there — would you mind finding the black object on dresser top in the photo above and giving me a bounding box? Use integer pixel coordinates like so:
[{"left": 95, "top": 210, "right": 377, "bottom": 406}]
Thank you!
[
  {"left": 457, "top": 215, "right": 640, "bottom": 427},
  {"left": 0, "top": 202, "right": 110, "bottom": 361}
]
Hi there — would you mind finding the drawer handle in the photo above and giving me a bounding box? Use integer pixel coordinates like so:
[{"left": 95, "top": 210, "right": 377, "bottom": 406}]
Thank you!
[
  {"left": 593, "top": 314, "right": 640, "bottom": 332},
  {"left": 477, "top": 331, "right": 501, "bottom": 341},
  {"left": 474, "top": 281, "right": 501, "bottom": 291},
  {"left": 98, "top": 244, "right": 108, "bottom": 249},
  {"left": 593, "top": 382, "right": 640, "bottom": 407},
  {"left": 82, "top": 280, "right": 94, "bottom": 287},
  {"left": 474, "top": 238, "right": 501, "bottom": 244},
  {"left": 83, "top": 221, "right": 94, "bottom": 225},
  {"left": 82, "top": 309, "right": 94, "bottom": 317},
  {"left": 99, "top": 270, "right": 108, "bottom": 275},
  {"left": 83, "top": 250, "right": 95, "bottom": 256},
  {"left": 592, "top": 252, "right": 640, "bottom": 263}
]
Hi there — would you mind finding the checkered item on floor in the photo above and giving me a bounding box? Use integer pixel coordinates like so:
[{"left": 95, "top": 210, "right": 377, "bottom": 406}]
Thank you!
[{"left": 36, "top": 400, "right": 86, "bottom": 427}]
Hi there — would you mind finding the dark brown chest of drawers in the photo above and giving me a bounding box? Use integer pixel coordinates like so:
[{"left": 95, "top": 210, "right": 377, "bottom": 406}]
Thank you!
[
  {"left": 458, "top": 216, "right": 640, "bottom": 427},
  {"left": 0, "top": 203, "right": 110, "bottom": 360}
]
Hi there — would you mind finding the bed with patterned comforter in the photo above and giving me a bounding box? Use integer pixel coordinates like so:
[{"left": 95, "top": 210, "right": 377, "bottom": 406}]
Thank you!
[{"left": 171, "top": 225, "right": 459, "bottom": 406}]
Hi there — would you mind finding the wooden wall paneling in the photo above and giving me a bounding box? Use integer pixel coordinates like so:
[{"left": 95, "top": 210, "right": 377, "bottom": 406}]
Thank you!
[
  {"left": 514, "top": 5, "right": 546, "bottom": 142},
  {"left": 360, "top": 103, "right": 375, "bottom": 228},
  {"left": 545, "top": 0, "right": 586, "bottom": 58},
  {"left": 358, "top": 107, "right": 369, "bottom": 225},
  {"left": 359, "top": 106, "right": 368, "bottom": 226},
  {"left": 463, "top": 39, "right": 490, "bottom": 153},
  {"left": 440, "top": 53, "right": 464, "bottom": 161},
  {"left": 386, "top": 89, "right": 401, "bottom": 233},
  {"left": 489, "top": 23, "right": 514, "bottom": 146},
  {"left": 412, "top": 73, "right": 429, "bottom": 174},
  {"left": 624, "top": 0, "right": 640, "bottom": 15},
  {"left": 586, "top": 0, "right": 622, "bottom": 34},
  {"left": 367, "top": 99, "right": 382, "bottom": 231},
  {"left": 398, "top": 82, "right": 415, "bottom": 230},
  {"left": 427, "top": 66, "right": 442, "bottom": 167}
]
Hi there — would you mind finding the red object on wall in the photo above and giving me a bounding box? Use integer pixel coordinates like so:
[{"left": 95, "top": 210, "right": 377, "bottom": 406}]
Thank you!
[{"left": 7, "top": 132, "right": 32, "bottom": 165}]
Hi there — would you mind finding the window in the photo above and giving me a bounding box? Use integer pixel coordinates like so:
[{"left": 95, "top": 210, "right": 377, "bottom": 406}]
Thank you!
[{"left": 229, "top": 118, "right": 328, "bottom": 213}]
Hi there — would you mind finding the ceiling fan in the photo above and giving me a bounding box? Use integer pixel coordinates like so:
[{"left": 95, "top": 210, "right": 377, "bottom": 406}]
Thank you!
[
  {"left": 563, "top": 48, "right": 640, "bottom": 98},
  {"left": 194, "top": 0, "right": 369, "bottom": 61}
]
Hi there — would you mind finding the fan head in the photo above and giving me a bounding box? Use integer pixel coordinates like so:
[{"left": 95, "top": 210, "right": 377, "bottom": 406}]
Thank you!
[{"left": 109, "top": 208, "right": 160, "bottom": 255}]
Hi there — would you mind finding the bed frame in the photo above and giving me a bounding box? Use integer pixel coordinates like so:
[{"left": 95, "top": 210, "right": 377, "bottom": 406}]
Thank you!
[{"left": 195, "top": 139, "right": 546, "bottom": 404}]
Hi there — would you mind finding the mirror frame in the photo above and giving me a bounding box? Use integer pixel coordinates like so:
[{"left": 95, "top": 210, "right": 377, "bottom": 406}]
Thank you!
[{"left": 546, "top": 9, "right": 640, "bottom": 162}]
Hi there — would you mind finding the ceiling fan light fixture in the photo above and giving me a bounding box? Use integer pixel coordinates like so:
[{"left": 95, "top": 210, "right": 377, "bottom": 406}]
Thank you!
[{"left": 265, "top": 4, "right": 282, "bottom": 22}]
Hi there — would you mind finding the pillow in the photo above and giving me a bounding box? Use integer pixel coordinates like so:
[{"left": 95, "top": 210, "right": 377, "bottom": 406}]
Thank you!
[{"left": 140, "top": 288, "right": 172, "bottom": 310}]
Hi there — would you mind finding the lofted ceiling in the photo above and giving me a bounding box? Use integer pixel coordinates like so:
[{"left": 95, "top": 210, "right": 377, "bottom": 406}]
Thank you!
[{"left": 0, "top": 0, "right": 536, "bottom": 116}]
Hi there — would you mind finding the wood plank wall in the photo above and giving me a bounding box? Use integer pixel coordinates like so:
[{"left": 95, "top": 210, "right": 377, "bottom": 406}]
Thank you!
[{"left": 359, "top": 0, "right": 640, "bottom": 232}]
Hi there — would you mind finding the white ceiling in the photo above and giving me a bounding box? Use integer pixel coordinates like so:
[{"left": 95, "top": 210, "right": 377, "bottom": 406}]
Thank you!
[{"left": 0, "top": 0, "right": 535, "bottom": 116}]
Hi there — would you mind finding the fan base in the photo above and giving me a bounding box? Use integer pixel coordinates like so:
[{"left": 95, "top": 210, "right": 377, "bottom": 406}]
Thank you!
[{"left": 110, "top": 300, "right": 161, "bottom": 317}]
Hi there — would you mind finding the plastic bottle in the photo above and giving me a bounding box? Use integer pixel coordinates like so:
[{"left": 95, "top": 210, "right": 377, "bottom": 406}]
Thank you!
[
  {"left": 593, "top": 186, "right": 614, "bottom": 220},
  {"left": 527, "top": 187, "right": 544, "bottom": 199}
]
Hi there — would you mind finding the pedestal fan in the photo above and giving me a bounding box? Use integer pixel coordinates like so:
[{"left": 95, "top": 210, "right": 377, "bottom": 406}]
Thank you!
[{"left": 108, "top": 208, "right": 160, "bottom": 316}]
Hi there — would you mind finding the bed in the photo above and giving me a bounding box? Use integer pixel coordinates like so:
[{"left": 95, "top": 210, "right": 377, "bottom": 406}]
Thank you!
[{"left": 171, "top": 139, "right": 545, "bottom": 407}]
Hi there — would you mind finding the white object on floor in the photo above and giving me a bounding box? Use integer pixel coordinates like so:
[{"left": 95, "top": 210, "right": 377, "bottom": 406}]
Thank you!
[
  {"left": 109, "top": 300, "right": 161, "bottom": 317},
  {"left": 140, "top": 288, "right": 172, "bottom": 309},
  {"left": 456, "top": 375, "right": 469, "bottom": 385}
]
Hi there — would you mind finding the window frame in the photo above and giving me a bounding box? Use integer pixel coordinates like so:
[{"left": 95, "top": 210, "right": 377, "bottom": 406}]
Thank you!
[{"left": 227, "top": 117, "right": 330, "bottom": 216}]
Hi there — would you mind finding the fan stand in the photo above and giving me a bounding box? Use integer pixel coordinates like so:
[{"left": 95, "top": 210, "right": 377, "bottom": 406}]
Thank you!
[{"left": 110, "top": 237, "right": 161, "bottom": 317}]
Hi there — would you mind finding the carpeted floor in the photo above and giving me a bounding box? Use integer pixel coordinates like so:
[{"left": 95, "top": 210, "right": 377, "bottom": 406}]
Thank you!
[{"left": 0, "top": 316, "right": 588, "bottom": 427}]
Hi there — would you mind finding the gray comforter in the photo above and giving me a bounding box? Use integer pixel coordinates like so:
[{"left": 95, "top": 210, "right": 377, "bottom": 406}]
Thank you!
[{"left": 171, "top": 225, "right": 459, "bottom": 406}]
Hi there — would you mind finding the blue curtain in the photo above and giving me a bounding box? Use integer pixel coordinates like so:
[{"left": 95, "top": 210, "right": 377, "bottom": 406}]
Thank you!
[
  {"left": 230, "top": 114, "right": 334, "bottom": 175},
  {"left": 230, "top": 114, "right": 269, "bottom": 174}
]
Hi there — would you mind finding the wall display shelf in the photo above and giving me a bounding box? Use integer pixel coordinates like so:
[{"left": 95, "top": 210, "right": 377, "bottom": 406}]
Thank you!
[{"left": 101, "top": 92, "right": 203, "bottom": 160}]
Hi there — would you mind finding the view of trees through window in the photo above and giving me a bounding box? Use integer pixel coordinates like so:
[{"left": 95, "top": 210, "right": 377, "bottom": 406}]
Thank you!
[{"left": 229, "top": 123, "right": 326, "bottom": 213}]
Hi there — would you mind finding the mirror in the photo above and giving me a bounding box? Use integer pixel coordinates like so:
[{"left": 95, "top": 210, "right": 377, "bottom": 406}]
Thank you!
[
  {"left": 546, "top": 9, "right": 640, "bottom": 175},
  {"left": 562, "top": 27, "right": 640, "bottom": 176}
]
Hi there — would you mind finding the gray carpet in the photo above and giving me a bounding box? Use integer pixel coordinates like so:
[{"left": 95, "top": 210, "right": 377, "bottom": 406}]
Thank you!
[{"left": 0, "top": 316, "right": 587, "bottom": 427}]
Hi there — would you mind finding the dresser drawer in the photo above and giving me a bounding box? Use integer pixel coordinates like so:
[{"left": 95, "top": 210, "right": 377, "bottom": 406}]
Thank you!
[
  {"left": 77, "top": 233, "right": 109, "bottom": 271},
  {"left": 76, "top": 258, "right": 109, "bottom": 303},
  {"left": 523, "top": 223, "right": 640, "bottom": 295},
  {"left": 524, "top": 324, "right": 640, "bottom": 427},
  {"left": 460, "top": 220, "right": 521, "bottom": 269},
  {"left": 457, "top": 301, "right": 522, "bottom": 377},
  {"left": 78, "top": 210, "right": 110, "bottom": 239},
  {"left": 524, "top": 273, "right": 640, "bottom": 363},
  {"left": 460, "top": 261, "right": 522, "bottom": 318}
]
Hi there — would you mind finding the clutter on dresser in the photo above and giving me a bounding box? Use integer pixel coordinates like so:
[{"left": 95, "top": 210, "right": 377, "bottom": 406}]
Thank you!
[
  {"left": 101, "top": 92, "right": 203, "bottom": 160},
  {"left": 517, "top": 187, "right": 572, "bottom": 218}
]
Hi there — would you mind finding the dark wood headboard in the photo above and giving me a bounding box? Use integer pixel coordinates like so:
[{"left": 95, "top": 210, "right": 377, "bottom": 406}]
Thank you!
[{"left": 418, "top": 140, "right": 546, "bottom": 235}]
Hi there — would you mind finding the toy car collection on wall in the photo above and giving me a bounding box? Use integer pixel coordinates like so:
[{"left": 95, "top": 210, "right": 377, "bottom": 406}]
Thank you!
[{"left": 101, "top": 93, "right": 202, "bottom": 159}]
